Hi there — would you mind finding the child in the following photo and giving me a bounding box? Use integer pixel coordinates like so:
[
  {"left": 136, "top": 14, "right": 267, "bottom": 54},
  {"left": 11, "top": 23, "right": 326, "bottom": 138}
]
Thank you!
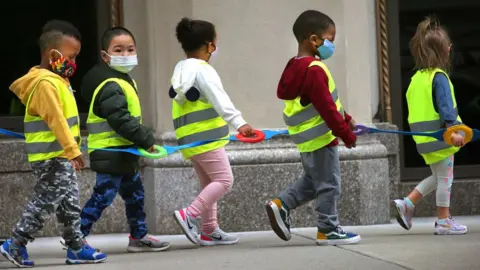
[
  {"left": 170, "top": 17, "right": 255, "bottom": 246},
  {"left": 265, "top": 10, "right": 361, "bottom": 246},
  {"left": 393, "top": 17, "right": 467, "bottom": 235},
  {"left": 80, "top": 27, "right": 170, "bottom": 252},
  {"left": 1, "top": 20, "right": 106, "bottom": 267}
]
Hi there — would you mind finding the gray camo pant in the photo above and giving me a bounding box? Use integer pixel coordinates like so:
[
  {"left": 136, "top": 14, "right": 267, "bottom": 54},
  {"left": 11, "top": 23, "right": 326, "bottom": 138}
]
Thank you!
[
  {"left": 13, "top": 158, "right": 83, "bottom": 248},
  {"left": 279, "top": 146, "right": 341, "bottom": 233}
]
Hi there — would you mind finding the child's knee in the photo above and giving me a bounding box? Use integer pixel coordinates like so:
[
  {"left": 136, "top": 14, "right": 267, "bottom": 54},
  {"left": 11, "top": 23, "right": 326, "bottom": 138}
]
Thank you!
[{"left": 220, "top": 175, "right": 234, "bottom": 192}]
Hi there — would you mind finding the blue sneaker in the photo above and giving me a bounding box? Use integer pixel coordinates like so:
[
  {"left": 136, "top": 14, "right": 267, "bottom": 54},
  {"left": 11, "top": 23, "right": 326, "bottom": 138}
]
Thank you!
[
  {"left": 65, "top": 243, "right": 107, "bottom": 265},
  {"left": 316, "top": 226, "right": 361, "bottom": 246},
  {"left": 0, "top": 239, "right": 34, "bottom": 268}
]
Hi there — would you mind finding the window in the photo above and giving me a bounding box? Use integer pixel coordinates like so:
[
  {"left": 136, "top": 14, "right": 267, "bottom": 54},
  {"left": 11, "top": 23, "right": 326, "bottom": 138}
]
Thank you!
[
  {"left": 387, "top": 0, "right": 480, "bottom": 180},
  {"left": 0, "top": 0, "right": 114, "bottom": 132}
]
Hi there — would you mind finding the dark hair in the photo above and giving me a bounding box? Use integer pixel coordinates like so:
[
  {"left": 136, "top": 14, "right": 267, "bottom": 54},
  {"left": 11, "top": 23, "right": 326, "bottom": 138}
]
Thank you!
[
  {"left": 101, "top": 26, "right": 136, "bottom": 51},
  {"left": 39, "top": 20, "right": 81, "bottom": 51},
  {"left": 175, "top": 17, "right": 216, "bottom": 52},
  {"left": 292, "top": 10, "right": 335, "bottom": 42},
  {"left": 410, "top": 17, "right": 451, "bottom": 72}
]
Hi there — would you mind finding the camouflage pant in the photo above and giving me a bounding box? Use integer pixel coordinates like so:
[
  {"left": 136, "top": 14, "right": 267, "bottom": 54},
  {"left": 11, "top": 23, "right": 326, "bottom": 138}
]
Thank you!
[
  {"left": 80, "top": 172, "right": 147, "bottom": 239},
  {"left": 13, "top": 158, "right": 83, "bottom": 248}
]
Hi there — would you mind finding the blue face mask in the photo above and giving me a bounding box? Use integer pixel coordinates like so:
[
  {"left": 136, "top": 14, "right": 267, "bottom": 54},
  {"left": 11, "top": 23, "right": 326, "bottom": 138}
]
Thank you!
[{"left": 317, "top": 40, "right": 335, "bottom": 60}]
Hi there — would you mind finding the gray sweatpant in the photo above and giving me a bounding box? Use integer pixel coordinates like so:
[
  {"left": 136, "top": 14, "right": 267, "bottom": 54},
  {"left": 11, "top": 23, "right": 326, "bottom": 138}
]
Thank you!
[
  {"left": 279, "top": 146, "right": 340, "bottom": 233},
  {"left": 13, "top": 158, "right": 83, "bottom": 248}
]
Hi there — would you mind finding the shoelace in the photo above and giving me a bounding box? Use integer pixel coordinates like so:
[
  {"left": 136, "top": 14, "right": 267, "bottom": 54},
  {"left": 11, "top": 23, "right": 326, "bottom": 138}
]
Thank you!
[{"left": 60, "top": 240, "right": 101, "bottom": 252}]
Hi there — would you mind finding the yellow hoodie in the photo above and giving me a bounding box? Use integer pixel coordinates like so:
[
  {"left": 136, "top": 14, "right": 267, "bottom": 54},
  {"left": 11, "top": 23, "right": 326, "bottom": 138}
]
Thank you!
[{"left": 10, "top": 67, "right": 81, "bottom": 160}]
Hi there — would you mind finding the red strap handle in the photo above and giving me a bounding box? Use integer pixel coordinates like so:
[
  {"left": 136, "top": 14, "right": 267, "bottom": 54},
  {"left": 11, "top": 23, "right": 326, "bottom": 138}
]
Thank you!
[{"left": 235, "top": 129, "right": 266, "bottom": 143}]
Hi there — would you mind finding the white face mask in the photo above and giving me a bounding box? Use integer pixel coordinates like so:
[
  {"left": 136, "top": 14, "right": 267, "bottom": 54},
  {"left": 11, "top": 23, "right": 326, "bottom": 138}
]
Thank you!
[
  {"left": 108, "top": 54, "right": 138, "bottom": 73},
  {"left": 209, "top": 46, "right": 219, "bottom": 65}
]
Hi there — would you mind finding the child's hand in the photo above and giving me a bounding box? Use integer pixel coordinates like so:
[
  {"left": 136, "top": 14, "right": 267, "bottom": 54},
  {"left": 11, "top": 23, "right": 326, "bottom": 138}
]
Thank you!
[
  {"left": 348, "top": 118, "right": 357, "bottom": 132},
  {"left": 345, "top": 141, "right": 357, "bottom": 149},
  {"left": 147, "top": 146, "right": 157, "bottom": 153},
  {"left": 238, "top": 124, "right": 255, "bottom": 137},
  {"left": 70, "top": 155, "right": 85, "bottom": 171},
  {"left": 451, "top": 133, "right": 465, "bottom": 147}
]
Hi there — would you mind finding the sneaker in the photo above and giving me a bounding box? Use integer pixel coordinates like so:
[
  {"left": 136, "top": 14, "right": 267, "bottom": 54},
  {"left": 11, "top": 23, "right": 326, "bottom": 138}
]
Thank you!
[
  {"left": 173, "top": 208, "right": 200, "bottom": 245},
  {"left": 0, "top": 239, "right": 34, "bottom": 268},
  {"left": 198, "top": 228, "right": 239, "bottom": 246},
  {"left": 265, "top": 199, "right": 292, "bottom": 241},
  {"left": 65, "top": 243, "right": 107, "bottom": 265},
  {"left": 435, "top": 217, "right": 468, "bottom": 235},
  {"left": 316, "top": 227, "right": 361, "bottom": 246},
  {"left": 127, "top": 235, "right": 171, "bottom": 252},
  {"left": 393, "top": 199, "right": 414, "bottom": 230}
]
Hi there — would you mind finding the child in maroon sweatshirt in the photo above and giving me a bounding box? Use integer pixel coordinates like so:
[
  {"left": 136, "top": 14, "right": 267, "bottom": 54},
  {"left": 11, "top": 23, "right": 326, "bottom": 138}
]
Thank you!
[{"left": 265, "top": 10, "right": 361, "bottom": 246}]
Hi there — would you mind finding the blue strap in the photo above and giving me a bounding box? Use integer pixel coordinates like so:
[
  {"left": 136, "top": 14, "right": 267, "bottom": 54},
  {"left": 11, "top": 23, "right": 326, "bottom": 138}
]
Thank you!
[{"left": 0, "top": 128, "right": 289, "bottom": 158}]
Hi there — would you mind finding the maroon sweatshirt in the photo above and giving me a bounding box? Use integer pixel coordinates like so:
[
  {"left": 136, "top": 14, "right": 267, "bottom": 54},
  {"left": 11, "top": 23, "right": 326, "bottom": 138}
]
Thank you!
[{"left": 277, "top": 56, "right": 356, "bottom": 147}]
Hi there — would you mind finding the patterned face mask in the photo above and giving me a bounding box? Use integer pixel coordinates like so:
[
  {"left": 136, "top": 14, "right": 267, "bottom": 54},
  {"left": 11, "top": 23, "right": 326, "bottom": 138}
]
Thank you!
[{"left": 50, "top": 50, "right": 77, "bottom": 78}]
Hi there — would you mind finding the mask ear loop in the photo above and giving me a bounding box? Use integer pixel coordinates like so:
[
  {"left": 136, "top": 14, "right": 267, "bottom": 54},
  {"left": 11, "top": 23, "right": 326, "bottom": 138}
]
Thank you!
[{"left": 50, "top": 49, "right": 64, "bottom": 62}]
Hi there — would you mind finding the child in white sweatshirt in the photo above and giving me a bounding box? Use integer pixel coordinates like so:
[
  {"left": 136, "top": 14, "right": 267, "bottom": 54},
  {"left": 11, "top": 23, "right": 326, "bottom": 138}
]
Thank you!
[{"left": 170, "top": 17, "right": 255, "bottom": 246}]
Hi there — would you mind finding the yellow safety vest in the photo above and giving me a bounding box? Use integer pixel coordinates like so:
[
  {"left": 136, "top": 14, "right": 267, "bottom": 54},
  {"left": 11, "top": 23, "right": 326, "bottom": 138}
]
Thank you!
[
  {"left": 86, "top": 78, "right": 142, "bottom": 152},
  {"left": 406, "top": 69, "right": 461, "bottom": 165},
  {"left": 172, "top": 95, "right": 229, "bottom": 159},
  {"left": 283, "top": 61, "right": 345, "bottom": 152},
  {"left": 24, "top": 77, "right": 80, "bottom": 162}
]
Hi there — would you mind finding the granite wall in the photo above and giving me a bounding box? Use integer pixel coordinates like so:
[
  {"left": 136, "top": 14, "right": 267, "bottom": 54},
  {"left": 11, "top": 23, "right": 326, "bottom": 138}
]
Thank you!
[{"left": 3, "top": 122, "right": 477, "bottom": 237}]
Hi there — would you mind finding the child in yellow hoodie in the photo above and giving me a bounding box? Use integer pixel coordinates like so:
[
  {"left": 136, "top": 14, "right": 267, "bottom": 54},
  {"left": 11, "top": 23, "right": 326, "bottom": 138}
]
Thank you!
[{"left": 0, "top": 20, "right": 106, "bottom": 268}]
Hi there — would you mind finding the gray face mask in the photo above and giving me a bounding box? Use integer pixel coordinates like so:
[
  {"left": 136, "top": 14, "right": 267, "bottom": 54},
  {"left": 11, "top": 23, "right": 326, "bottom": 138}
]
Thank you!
[{"left": 108, "top": 54, "right": 138, "bottom": 73}]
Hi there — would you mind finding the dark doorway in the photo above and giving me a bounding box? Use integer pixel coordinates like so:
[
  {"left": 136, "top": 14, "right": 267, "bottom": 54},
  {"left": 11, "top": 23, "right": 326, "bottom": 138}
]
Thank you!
[
  {"left": 0, "top": 0, "right": 106, "bottom": 131},
  {"left": 388, "top": 0, "right": 480, "bottom": 180}
]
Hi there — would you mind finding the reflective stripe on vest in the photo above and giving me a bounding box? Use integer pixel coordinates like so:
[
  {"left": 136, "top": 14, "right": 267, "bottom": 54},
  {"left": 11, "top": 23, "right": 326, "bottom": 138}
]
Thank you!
[
  {"left": 86, "top": 78, "right": 142, "bottom": 152},
  {"left": 173, "top": 107, "right": 220, "bottom": 130},
  {"left": 406, "top": 68, "right": 461, "bottom": 164},
  {"left": 24, "top": 116, "right": 78, "bottom": 133},
  {"left": 24, "top": 77, "right": 80, "bottom": 162},
  {"left": 25, "top": 137, "right": 80, "bottom": 154},
  {"left": 87, "top": 116, "right": 141, "bottom": 134},
  {"left": 283, "top": 61, "right": 344, "bottom": 152},
  {"left": 177, "top": 125, "right": 229, "bottom": 145}
]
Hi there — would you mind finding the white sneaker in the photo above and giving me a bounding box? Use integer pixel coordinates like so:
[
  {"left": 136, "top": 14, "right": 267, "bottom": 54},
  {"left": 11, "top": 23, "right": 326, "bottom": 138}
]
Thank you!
[{"left": 435, "top": 217, "right": 468, "bottom": 235}]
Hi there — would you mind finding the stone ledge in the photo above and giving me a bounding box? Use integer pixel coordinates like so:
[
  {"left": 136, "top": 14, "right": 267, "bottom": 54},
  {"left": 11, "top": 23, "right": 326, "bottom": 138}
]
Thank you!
[{"left": 144, "top": 132, "right": 391, "bottom": 234}]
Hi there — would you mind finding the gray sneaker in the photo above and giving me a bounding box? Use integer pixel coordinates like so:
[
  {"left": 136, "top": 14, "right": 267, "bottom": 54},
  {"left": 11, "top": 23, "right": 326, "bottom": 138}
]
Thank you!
[
  {"left": 198, "top": 228, "right": 239, "bottom": 246},
  {"left": 127, "top": 235, "right": 170, "bottom": 253}
]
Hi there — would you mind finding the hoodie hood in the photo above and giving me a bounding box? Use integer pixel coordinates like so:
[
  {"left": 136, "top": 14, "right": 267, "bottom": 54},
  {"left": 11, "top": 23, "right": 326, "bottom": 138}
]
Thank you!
[
  {"left": 277, "top": 56, "right": 317, "bottom": 100},
  {"left": 10, "top": 67, "right": 68, "bottom": 105},
  {"left": 171, "top": 58, "right": 207, "bottom": 105},
  {"left": 81, "top": 63, "right": 135, "bottom": 103}
]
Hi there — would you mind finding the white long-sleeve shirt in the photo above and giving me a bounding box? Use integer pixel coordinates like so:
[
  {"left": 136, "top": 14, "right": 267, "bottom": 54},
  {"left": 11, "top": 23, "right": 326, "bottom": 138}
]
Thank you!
[{"left": 171, "top": 58, "right": 247, "bottom": 130}]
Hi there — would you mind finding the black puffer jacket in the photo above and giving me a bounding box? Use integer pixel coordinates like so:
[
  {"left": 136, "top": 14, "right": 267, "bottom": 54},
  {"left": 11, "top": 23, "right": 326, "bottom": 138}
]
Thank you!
[{"left": 81, "top": 63, "right": 155, "bottom": 174}]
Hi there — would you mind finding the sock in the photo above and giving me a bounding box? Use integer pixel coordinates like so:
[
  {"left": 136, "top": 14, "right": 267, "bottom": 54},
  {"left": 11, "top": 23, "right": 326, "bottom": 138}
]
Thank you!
[
  {"left": 404, "top": 197, "right": 415, "bottom": 208},
  {"left": 186, "top": 206, "right": 198, "bottom": 218},
  {"left": 436, "top": 218, "right": 449, "bottom": 224}
]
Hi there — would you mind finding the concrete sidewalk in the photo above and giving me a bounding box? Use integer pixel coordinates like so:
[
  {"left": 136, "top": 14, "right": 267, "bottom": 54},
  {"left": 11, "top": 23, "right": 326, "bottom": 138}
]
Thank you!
[{"left": 1, "top": 216, "right": 479, "bottom": 270}]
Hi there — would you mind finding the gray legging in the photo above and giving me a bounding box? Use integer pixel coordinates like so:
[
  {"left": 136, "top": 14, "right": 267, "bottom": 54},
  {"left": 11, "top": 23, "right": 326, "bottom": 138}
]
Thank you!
[{"left": 415, "top": 156, "right": 454, "bottom": 207}]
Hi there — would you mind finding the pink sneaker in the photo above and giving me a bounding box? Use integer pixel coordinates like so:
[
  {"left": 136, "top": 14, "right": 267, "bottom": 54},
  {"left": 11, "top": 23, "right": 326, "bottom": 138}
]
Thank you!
[
  {"left": 435, "top": 217, "right": 468, "bottom": 235},
  {"left": 173, "top": 208, "right": 200, "bottom": 245}
]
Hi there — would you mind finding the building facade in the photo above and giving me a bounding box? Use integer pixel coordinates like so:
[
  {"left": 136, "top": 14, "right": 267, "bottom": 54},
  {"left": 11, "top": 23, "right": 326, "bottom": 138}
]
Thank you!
[{"left": 1, "top": 0, "right": 479, "bottom": 237}]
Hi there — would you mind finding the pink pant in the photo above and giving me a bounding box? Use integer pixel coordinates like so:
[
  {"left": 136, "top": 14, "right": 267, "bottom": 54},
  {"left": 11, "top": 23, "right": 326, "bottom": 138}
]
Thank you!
[{"left": 187, "top": 147, "right": 233, "bottom": 233}]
